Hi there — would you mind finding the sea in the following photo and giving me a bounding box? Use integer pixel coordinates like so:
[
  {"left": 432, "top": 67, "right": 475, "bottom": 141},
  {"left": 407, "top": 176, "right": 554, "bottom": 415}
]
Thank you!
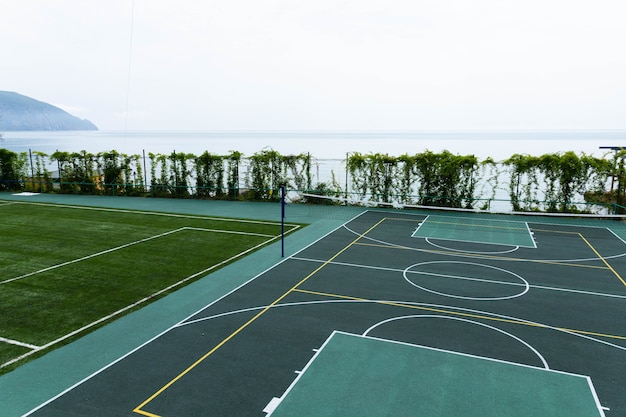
[{"left": 1, "top": 129, "right": 625, "bottom": 162}]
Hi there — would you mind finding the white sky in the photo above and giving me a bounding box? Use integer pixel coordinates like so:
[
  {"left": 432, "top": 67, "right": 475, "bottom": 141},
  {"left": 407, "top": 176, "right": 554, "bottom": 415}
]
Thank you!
[{"left": 1, "top": 0, "right": 625, "bottom": 131}]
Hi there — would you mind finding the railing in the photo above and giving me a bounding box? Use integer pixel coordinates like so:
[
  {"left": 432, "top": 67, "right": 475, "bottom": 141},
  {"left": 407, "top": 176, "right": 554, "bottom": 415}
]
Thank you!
[{"left": 1, "top": 178, "right": 625, "bottom": 216}]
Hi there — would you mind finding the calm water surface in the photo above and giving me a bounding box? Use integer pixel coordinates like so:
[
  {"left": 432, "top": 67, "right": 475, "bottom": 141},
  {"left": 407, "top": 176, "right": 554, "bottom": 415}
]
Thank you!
[{"left": 2, "top": 130, "right": 625, "bottom": 161}]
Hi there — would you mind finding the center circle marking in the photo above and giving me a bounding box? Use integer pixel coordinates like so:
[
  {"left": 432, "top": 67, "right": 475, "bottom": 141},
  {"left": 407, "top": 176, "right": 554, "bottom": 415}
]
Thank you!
[{"left": 403, "top": 261, "right": 529, "bottom": 300}]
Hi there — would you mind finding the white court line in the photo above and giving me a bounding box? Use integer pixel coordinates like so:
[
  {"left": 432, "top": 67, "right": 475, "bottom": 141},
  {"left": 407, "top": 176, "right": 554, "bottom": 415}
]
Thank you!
[
  {"left": 423, "top": 234, "right": 534, "bottom": 248},
  {"left": 425, "top": 237, "right": 520, "bottom": 254},
  {"left": 176, "top": 297, "right": 626, "bottom": 353},
  {"left": 402, "top": 261, "right": 530, "bottom": 301},
  {"left": 344, "top": 223, "right": 626, "bottom": 263},
  {"left": 363, "top": 315, "right": 549, "bottom": 368},
  {"left": 264, "top": 330, "right": 338, "bottom": 416},
  {"left": 411, "top": 215, "right": 535, "bottom": 248},
  {"left": 291, "top": 256, "right": 626, "bottom": 300},
  {"left": 606, "top": 227, "right": 626, "bottom": 245},
  {"left": 0, "top": 336, "right": 39, "bottom": 350}
]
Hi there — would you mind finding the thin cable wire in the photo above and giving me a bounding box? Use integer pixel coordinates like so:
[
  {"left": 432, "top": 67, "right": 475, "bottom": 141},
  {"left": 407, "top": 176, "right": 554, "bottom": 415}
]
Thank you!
[{"left": 123, "top": 0, "right": 135, "bottom": 149}]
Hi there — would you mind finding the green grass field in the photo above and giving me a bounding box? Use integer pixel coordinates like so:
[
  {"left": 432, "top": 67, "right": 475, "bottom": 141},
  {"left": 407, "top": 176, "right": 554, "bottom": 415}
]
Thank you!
[{"left": 0, "top": 200, "right": 299, "bottom": 374}]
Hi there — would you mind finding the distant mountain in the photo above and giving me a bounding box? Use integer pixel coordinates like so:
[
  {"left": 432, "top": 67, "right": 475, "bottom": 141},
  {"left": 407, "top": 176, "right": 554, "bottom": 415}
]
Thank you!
[{"left": 0, "top": 91, "right": 98, "bottom": 131}]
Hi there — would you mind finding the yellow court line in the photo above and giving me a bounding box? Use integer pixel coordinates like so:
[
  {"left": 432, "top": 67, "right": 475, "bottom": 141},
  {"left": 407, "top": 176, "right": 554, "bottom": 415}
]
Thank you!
[
  {"left": 385, "top": 216, "right": 424, "bottom": 222},
  {"left": 132, "top": 218, "right": 388, "bottom": 416},
  {"left": 578, "top": 233, "right": 626, "bottom": 287},
  {"left": 294, "top": 288, "right": 626, "bottom": 341},
  {"left": 532, "top": 228, "right": 581, "bottom": 235},
  {"left": 354, "top": 241, "right": 610, "bottom": 271}
]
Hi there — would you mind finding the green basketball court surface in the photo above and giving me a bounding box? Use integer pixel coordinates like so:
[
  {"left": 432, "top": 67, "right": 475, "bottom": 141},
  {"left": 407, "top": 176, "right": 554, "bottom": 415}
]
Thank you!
[
  {"left": 412, "top": 214, "right": 536, "bottom": 248},
  {"left": 267, "top": 331, "right": 603, "bottom": 417}
]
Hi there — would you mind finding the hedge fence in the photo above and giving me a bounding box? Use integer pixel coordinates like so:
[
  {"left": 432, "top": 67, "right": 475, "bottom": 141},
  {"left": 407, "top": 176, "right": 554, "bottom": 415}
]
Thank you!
[{"left": 1, "top": 147, "right": 625, "bottom": 214}]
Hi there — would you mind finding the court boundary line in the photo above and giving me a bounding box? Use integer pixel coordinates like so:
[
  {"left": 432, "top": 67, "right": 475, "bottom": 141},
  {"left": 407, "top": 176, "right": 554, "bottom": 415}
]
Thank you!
[
  {"left": 412, "top": 215, "right": 537, "bottom": 249},
  {"left": 0, "top": 337, "right": 39, "bottom": 350},
  {"left": 415, "top": 214, "right": 535, "bottom": 247},
  {"left": 265, "top": 329, "right": 337, "bottom": 416},
  {"left": 18, "top": 254, "right": 298, "bottom": 417}
]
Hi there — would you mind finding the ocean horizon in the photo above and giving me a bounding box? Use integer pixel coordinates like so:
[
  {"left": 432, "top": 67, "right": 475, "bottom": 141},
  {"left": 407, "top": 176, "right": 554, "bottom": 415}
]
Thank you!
[{"left": 2, "top": 129, "right": 626, "bottom": 162}]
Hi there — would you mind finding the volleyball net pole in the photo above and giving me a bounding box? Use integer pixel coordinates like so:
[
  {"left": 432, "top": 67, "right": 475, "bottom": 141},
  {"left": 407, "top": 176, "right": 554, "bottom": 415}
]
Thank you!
[{"left": 281, "top": 186, "right": 285, "bottom": 257}]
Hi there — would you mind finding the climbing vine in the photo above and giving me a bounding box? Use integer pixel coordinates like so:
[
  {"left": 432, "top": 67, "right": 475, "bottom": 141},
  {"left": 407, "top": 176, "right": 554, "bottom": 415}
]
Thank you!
[
  {"left": 195, "top": 151, "right": 225, "bottom": 198},
  {"left": 226, "top": 151, "right": 242, "bottom": 199},
  {"left": 347, "top": 151, "right": 478, "bottom": 208},
  {"left": 503, "top": 152, "right": 614, "bottom": 212},
  {"left": 245, "top": 149, "right": 312, "bottom": 201},
  {"left": 0, "top": 144, "right": 620, "bottom": 213},
  {"left": 476, "top": 157, "right": 500, "bottom": 210}
]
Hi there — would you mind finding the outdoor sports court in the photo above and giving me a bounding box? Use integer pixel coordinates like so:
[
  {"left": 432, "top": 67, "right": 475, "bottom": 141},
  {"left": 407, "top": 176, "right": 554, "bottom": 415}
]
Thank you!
[{"left": 7, "top": 201, "right": 626, "bottom": 416}]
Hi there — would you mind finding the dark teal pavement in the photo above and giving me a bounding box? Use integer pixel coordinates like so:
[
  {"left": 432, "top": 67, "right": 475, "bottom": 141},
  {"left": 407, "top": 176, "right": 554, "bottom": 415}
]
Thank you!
[{"left": 0, "top": 192, "right": 364, "bottom": 417}]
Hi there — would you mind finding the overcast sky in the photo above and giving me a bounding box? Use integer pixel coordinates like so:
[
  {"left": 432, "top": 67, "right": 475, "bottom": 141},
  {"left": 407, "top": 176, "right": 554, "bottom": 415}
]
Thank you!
[{"left": 1, "top": 0, "right": 625, "bottom": 131}]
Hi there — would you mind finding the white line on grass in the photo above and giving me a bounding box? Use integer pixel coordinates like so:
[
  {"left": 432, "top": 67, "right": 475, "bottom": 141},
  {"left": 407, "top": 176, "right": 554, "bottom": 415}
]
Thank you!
[
  {"left": 1, "top": 226, "right": 281, "bottom": 285},
  {"left": 0, "top": 228, "right": 187, "bottom": 285},
  {"left": 0, "top": 337, "right": 40, "bottom": 350},
  {"left": 5, "top": 200, "right": 298, "bottom": 227},
  {"left": 0, "top": 233, "right": 281, "bottom": 370},
  {"left": 185, "top": 226, "right": 274, "bottom": 238}
]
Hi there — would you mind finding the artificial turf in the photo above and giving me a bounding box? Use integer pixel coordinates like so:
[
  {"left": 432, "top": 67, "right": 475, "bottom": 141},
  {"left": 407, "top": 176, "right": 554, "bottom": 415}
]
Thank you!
[{"left": 0, "top": 200, "right": 297, "bottom": 374}]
